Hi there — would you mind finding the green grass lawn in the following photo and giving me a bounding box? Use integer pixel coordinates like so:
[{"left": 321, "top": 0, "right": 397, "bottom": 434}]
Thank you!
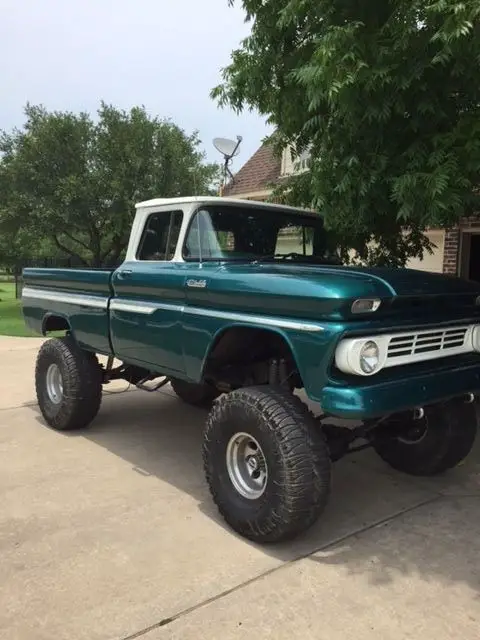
[{"left": 0, "top": 282, "right": 38, "bottom": 337}]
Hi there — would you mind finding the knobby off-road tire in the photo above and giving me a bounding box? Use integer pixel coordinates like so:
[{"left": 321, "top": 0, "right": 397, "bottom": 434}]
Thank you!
[
  {"left": 35, "top": 337, "right": 102, "bottom": 431},
  {"left": 203, "top": 386, "right": 331, "bottom": 543},
  {"left": 372, "top": 400, "right": 477, "bottom": 476},
  {"left": 170, "top": 378, "right": 219, "bottom": 408}
]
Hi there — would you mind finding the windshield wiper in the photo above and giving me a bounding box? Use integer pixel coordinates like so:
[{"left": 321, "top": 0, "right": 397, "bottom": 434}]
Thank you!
[
  {"left": 251, "top": 252, "right": 308, "bottom": 264},
  {"left": 250, "top": 254, "right": 278, "bottom": 264},
  {"left": 252, "top": 253, "right": 342, "bottom": 265}
]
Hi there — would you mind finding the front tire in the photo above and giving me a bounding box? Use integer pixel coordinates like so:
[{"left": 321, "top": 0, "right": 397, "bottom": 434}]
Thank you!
[
  {"left": 35, "top": 337, "right": 102, "bottom": 431},
  {"left": 372, "top": 400, "right": 477, "bottom": 476},
  {"left": 203, "top": 386, "right": 331, "bottom": 543}
]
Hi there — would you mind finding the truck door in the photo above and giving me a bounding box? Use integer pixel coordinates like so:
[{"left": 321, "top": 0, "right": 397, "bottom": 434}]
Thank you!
[{"left": 110, "top": 208, "right": 186, "bottom": 374}]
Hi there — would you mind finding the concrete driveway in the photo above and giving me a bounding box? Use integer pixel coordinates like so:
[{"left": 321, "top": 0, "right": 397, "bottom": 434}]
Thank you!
[{"left": 1, "top": 336, "right": 480, "bottom": 640}]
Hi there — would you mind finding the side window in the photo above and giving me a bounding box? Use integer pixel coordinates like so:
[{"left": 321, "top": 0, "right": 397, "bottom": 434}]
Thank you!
[{"left": 137, "top": 210, "right": 183, "bottom": 261}]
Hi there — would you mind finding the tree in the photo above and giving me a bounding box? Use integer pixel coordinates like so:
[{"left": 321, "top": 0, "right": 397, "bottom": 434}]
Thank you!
[
  {"left": 213, "top": 0, "right": 480, "bottom": 266},
  {"left": 0, "top": 103, "right": 220, "bottom": 267},
  {"left": 0, "top": 228, "right": 56, "bottom": 272}
]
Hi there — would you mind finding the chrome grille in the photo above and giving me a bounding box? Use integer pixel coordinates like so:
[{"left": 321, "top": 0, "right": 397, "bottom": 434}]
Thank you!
[{"left": 387, "top": 326, "right": 469, "bottom": 360}]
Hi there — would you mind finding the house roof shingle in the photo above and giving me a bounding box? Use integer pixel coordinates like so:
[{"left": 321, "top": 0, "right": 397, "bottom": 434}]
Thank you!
[{"left": 222, "top": 143, "right": 281, "bottom": 196}]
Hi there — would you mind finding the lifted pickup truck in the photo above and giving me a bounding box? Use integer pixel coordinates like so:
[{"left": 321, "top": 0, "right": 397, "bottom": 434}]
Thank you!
[{"left": 23, "top": 196, "right": 480, "bottom": 542}]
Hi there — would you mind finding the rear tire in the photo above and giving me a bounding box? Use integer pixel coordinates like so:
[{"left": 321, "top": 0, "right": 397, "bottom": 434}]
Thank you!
[
  {"left": 170, "top": 378, "right": 219, "bottom": 408},
  {"left": 35, "top": 337, "right": 102, "bottom": 431},
  {"left": 372, "top": 400, "right": 477, "bottom": 476},
  {"left": 203, "top": 386, "right": 331, "bottom": 543}
]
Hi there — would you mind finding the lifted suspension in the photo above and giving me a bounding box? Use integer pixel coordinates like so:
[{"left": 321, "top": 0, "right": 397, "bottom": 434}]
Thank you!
[
  {"left": 321, "top": 415, "right": 392, "bottom": 462},
  {"left": 323, "top": 392, "right": 479, "bottom": 462},
  {"left": 321, "top": 423, "right": 371, "bottom": 462}
]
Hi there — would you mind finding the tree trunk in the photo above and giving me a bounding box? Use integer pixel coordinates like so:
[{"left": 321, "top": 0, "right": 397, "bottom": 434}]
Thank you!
[{"left": 53, "top": 235, "right": 88, "bottom": 267}]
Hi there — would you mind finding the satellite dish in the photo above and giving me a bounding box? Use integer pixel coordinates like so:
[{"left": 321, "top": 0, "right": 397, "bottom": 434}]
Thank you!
[
  {"left": 213, "top": 135, "right": 243, "bottom": 194},
  {"left": 213, "top": 137, "right": 242, "bottom": 158}
]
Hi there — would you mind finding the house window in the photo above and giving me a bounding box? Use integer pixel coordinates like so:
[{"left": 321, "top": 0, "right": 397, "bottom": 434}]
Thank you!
[{"left": 281, "top": 145, "right": 311, "bottom": 176}]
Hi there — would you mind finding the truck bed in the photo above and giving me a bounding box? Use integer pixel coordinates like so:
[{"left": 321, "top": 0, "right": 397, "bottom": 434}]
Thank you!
[{"left": 22, "top": 268, "right": 114, "bottom": 354}]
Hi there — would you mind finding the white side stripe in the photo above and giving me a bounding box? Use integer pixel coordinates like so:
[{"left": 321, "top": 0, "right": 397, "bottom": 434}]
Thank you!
[
  {"left": 184, "top": 306, "right": 324, "bottom": 332},
  {"left": 111, "top": 298, "right": 324, "bottom": 332},
  {"left": 110, "top": 300, "right": 171, "bottom": 315},
  {"left": 22, "top": 286, "right": 108, "bottom": 309},
  {"left": 22, "top": 287, "right": 324, "bottom": 333}
]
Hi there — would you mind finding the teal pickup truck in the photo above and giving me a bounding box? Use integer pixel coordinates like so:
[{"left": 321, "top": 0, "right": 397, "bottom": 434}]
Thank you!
[{"left": 23, "top": 196, "right": 480, "bottom": 543}]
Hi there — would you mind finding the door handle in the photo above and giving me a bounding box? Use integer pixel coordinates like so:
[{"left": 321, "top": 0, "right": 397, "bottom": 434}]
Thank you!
[{"left": 118, "top": 269, "right": 133, "bottom": 279}]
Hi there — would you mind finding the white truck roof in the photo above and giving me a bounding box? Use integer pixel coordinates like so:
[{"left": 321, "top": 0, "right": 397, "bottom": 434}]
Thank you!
[
  {"left": 135, "top": 195, "right": 314, "bottom": 215},
  {"left": 127, "top": 196, "right": 320, "bottom": 263}
]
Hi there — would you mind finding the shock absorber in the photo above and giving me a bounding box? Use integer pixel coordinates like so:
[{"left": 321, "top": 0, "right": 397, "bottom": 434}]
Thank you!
[{"left": 268, "top": 358, "right": 289, "bottom": 387}]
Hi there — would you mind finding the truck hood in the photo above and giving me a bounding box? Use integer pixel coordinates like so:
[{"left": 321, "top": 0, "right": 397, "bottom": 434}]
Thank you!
[
  {"left": 346, "top": 265, "right": 480, "bottom": 297},
  {"left": 205, "top": 263, "right": 480, "bottom": 322}
]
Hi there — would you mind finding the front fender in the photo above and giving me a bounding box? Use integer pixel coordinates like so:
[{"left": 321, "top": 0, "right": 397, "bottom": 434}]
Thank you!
[
  {"left": 181, "top": 310, "right": 342, "bottom": 396},
  {"left": 202, "top": 322, "right": 299, "bottom": 374}
]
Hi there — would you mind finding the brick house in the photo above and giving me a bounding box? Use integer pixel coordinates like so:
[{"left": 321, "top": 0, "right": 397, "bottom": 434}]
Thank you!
[
  {"left": 223, "top": 143, "right": 479, "bottom": 279},
  {"left": 444, "top": 223, "right": 480, "bottom": 281}
]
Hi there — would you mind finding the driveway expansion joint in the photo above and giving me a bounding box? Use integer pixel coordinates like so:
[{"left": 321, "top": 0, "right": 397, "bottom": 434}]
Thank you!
[{"left": 118, "top": 494, "right": 442, "bottom": 640}]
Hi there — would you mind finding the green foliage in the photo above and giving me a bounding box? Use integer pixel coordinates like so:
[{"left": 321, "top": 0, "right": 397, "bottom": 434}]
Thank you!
[
  {"left": 0, "top": 103, "right": 220, "bottom": 267},
  {"left": 214, "top": 0, "right": 480, "bottom": 266}
]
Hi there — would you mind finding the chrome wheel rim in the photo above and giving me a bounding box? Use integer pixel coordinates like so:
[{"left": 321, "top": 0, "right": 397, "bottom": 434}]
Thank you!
[
  {"left": 225, "top": 432, "right": 268, "bottom": 500},
  {"left": 46, "top": 364, "right": 63, "bottom": 405}
]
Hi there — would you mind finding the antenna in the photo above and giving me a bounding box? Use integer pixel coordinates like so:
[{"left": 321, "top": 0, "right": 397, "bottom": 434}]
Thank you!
[{"left": 213, "top": 135, "right": 242, "bottom": 194}]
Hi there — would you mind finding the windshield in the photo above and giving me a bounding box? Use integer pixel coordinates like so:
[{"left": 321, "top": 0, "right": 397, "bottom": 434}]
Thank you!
[{"left": 183, "top": 204, "right": 340, "bottom": 263}]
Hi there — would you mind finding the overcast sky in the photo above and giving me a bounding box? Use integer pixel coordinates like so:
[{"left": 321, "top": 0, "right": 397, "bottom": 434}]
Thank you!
[{"left": 0, "top": 0, "right": 272, "bottom": 168}]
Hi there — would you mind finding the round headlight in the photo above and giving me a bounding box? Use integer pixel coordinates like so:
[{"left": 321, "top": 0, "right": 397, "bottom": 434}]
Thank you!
[{"left": 359, "top": 340, "right": 380, "bottom": 374}]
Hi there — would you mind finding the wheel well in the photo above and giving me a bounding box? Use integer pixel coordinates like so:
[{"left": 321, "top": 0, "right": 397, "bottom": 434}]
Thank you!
[
  {"left": 42, "top": 314, "right": 71, "bottom": 335},
  {"left": 203, "top": 326, "right": 303, "bottom": 389}
]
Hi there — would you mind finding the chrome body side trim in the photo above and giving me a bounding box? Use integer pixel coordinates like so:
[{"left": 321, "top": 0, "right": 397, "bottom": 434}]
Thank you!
[
  {"left": 22, "top": 287, "right": 108, "bottom": 310},
  {"left": 23, "top": 287, "right": 324, "bottom": 332}
]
